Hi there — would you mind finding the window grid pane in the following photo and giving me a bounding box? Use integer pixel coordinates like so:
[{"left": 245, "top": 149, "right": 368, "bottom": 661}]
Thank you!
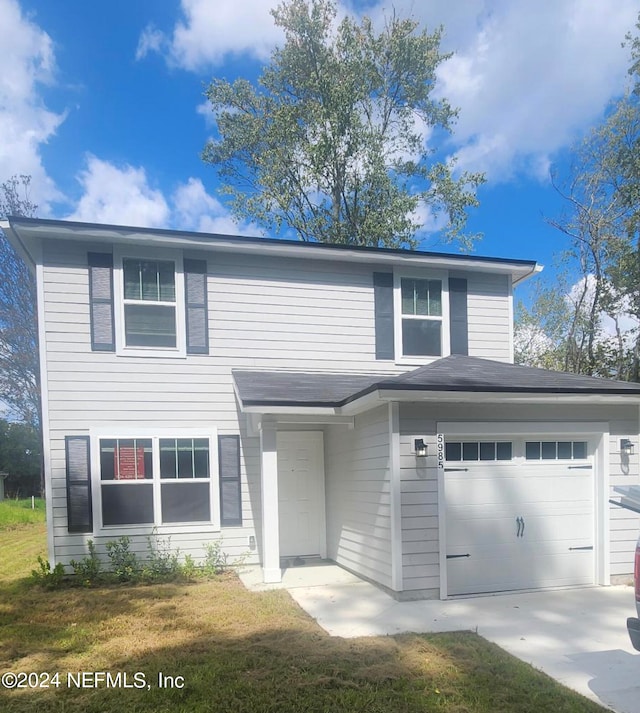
[
  {"left": 445, "top": 442, "right": 462, "bottom": 461},
  {"left": 462, "top": 442, "right": 479, "bottom": 461},
  {"left": 123, "top": 259, "right": 175, "bottom": 303},
  {"left": 401, "top": 319, "right": 441, "bottom": 356},
  {"left": 159, "top": 438, "right": 210, "bottom": 480},
  {"left": 572, "top": 441, "right": 587, "bottom": 459},
  {"left": 100, "top": 438, "right": 153, "bottom": 481},
  {"left": 557, "top": 441, "right": 572, "bottom": 459},
  {"left": 541, "top": 441, "right": 557, "bottom": 459},
  {"left": 124, "top": 304, "right": 176, "bottom": 348},
  {"left": 401, "top": 279, "right": 442, "bottom": 317},
  {"left": 479, "top": 442, "right": 496, "bottom": 460},
  {"left": 525, "top": 442, "right": 541, "bottom": 460}
]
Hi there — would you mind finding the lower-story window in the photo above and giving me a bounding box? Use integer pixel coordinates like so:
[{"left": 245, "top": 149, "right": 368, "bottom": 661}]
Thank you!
[{"left": 99, "top": 433, "right": 215, "bottom": 527}]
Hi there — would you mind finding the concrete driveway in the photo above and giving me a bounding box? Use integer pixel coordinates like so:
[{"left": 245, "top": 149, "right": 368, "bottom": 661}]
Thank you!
[{"left": 280, "top": 571, "right": 640, "bottom": 713}]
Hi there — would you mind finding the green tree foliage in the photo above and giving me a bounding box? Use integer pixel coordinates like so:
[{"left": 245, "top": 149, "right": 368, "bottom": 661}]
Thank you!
[
  {"left": 202, "top": 0, "right": 484, "bottom": 249},
  {"left": 516, "top": 15, "right": 640, "bottom": 380},
  {"left": 0, "top": 418, "right": 41, "bottom": 496},
  {"left": 0, "top": 175, "right": 40, "bottom": 426}
]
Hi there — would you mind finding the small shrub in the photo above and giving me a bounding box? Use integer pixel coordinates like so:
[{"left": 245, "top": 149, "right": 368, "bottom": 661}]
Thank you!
[
  {"left": 31, "top": 556, "right": 65, "bottom": 589},
  {"left": 202, "top": 540, "right": 229, "bottom": 576},
  {"left": 70, "top": 540, "right": 102, "bottom": 586},
  {"left": 141, "top": 532, "right": 181, "bottom": 581},
  {"left": 106, "top": 536, "right": 139, "bottom": 582},
  {"left": 181, "top": 554, "right": 198, "bottom": 579}
]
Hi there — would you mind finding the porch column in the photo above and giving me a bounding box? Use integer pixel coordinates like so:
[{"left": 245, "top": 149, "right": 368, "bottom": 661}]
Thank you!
[{"left": 260, "top": 419, "right": 281, "bottom": 583}]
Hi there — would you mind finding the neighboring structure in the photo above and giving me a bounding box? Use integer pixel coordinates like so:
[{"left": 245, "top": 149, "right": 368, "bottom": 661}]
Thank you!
[
  {"left": 3, "top": 216, "right": 640, "bottom": 599},
  {"left": 0, "top": 472, "right": 6, "bottom": 502}
]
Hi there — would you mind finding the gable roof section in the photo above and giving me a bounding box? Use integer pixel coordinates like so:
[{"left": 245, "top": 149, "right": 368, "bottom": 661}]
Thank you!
[
  {"left": 3, "top": 216, "right": 540, "bottom": 284},
  {"left": 382, "top": 355, "right": 640, "bottom": 394},
  {"left": 233, "top": 355, "right": 640, "bottom": 410}
]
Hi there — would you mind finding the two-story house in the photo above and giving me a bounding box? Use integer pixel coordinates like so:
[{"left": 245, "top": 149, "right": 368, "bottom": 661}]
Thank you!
[{"left": 4, "top": 215, "right": 640, "bottom": 600}]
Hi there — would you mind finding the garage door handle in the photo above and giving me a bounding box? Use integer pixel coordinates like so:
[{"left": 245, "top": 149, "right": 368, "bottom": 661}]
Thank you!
[
  {"left": 446, "top": 554, "right": 471, "bottom": 559},
  {"left": 516, "top": 516, "right": 525, "bottom": 537},
  {"left": 444, "top": 467, "right": 468, "bottom": 472},
  {"left": 569, "top": 546, "right": 593, "bottom": 551}
]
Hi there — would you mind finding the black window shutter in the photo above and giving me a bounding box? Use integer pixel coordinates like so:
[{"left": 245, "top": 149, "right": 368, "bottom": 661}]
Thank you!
[
  {"left": 184, "top": 259, "right": 209, "bottom": 355},
  {"left": 373, "top": 272, "right": 395, "bottom": 360},
  {"left": 449, "top": 278, "right": 469, "bottom": 355},
  {"left": 218, "top": 435, "right": 242, "bottom": 526},
  {"left": 88, "top": 252, "right": 115, "bottom": 351},
  {"left": 65, "top": 436, "right": 93, "bottom": 533}
]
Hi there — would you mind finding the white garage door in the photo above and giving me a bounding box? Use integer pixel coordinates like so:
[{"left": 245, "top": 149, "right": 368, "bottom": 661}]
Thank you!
[{"left": 445, "top": 437, "right": 594, "bottom": 596}]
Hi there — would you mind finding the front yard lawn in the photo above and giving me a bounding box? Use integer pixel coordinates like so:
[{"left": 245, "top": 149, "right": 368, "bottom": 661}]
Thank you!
[{"left": 0, "top": 524, "right": 606, "bottom": 712}]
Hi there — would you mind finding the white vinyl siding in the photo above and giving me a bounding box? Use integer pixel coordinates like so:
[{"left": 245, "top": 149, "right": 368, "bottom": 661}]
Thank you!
[
  {"left": 465, "top": 272, "right": 511, "bottom": 362},
  {"left": 609, "top": 432, "right": 640, "bottom": 578},
  {"left": 399, "top": 432, "right": 440, "bottom": 596},
  {"left": 39, "top": 240, "right": 528, "bottom": 571},
  {"left": 325, "top": 406, "right": 392, "bottom": 589}
]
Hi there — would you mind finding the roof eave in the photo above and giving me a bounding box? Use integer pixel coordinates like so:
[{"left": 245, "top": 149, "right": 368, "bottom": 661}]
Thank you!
[
  {"left": 371, "top": 388, "right": 640, "bottom": 404},
  {"left": 1, "top": 219, "right": 37, "bottom": 273},
  {"left": 7, "top": 216, "right": 540, "bottom": 281},
  {"left": 236, "top": 387, "right": 640, "bottom": 418}
]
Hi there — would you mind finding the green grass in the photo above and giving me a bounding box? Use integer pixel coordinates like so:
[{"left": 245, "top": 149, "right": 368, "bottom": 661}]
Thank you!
[
  {"left": 0, "top": 498, "right": 46, "bottom": 528},
  {"left": 0, "top": 524, "right": 607, "bottom": 712}
]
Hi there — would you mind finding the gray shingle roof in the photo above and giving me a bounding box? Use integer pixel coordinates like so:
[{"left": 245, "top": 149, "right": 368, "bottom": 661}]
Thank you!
[
  {"left": 232, "top": 370, "right": 381, "bottom": 407},
  {"left": 233, "top": 355, "right": 640, "bottom": 409},
  {"left": 379, "top": 355, "right": 640, "bottom": 394}
]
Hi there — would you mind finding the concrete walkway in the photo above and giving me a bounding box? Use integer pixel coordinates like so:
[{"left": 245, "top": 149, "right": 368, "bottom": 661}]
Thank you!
[{"left": 239, "top": 565, "right": 640, "bottom": 713}]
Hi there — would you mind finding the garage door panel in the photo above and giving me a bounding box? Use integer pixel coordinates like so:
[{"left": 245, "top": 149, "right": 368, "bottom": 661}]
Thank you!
[
  {"left": 445, "top": 478, "right": 528, "bottom": 507},
  {"left": 519, "top": 511, "right": 592, "bottom": 538},
  {"left": 445, "top": 433, "right": 595, "bottom": 596},
  {"left": 446, "top": 474, "right": 592, "bottom": 506},
  {"left": 446, "top": 515, "right": 514, "bottom": 548}
]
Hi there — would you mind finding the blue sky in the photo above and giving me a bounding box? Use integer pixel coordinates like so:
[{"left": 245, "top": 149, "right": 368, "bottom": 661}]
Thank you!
[{"left": 2, "top": 0, "right": 639, "bottom": 301}]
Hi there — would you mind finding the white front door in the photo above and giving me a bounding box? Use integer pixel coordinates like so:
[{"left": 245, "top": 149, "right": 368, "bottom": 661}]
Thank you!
[
  {"left": 444, "top": 436, "right": 595, "bottom": 596},
  {"left": 277, "top": 431, "right": 325, "bottom": 558}
]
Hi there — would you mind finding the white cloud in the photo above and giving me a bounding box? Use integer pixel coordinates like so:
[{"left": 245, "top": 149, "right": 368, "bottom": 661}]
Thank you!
[
  {"left": 66, "top": 159, "right": 256, "bottom": 235},
  {"left": 142, "top": 0, "right": 284, "bottom": 70},
  {"left": 173, "top": 177, "right": 258, "bottom": 235},
  {"left": 387, "top": 0, "right": 640, "bottom": 181},
  {"left": 135, "top": 24, "right": 166, "bottom": 61},
  {"left": 0, "top": 0, "right": 65, "bottom": 212},
  {"left": 67, "top": 156, "right": 170, "bottom": 227}
]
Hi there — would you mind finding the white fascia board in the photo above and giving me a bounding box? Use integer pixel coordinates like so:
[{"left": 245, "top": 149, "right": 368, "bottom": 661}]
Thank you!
[
  {"left": 240, "top": 404, "right": 341, "bottom": 416},
  {"left": 349, "top": 389, "right": 640, "bottom": 407},
  {"left": 8, "top": 219, "right": 541, "bottom": 283},
  {"left": 1, "top": 221, "right": 37, "bottom": 273},
  {"left": 512, "top": 262, "right": 543, "bottom": 286}
]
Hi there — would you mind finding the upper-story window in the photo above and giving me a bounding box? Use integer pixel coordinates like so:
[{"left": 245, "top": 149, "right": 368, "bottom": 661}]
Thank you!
[
  {"left": 392, "top": 271, "right": 450, "bottom": 362},
  {"left": 122, "top": 259, "right": 177, "bottom": 348},
  {"left": 88, "top": 249, "right": 209, "bottom": 357},
  {"left": 400, "top": 278, "right": 443, "bottom": 357}
]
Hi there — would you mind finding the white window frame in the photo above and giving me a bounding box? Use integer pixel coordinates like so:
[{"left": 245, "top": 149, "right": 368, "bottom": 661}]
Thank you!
[
  {"left": 113, "top": 246, "right": 187, "bottom": 358},
  {"left": 91, "top": 427, "right": 220, "bottom": 534},
  {"left": 394, "top": 269, "right": 450, "bottom": 365}
]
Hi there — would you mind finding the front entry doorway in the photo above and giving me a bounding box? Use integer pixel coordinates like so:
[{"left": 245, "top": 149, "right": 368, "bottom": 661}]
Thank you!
[{"left": 277, "top": 431, "right": 326, "bottom": 558}]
